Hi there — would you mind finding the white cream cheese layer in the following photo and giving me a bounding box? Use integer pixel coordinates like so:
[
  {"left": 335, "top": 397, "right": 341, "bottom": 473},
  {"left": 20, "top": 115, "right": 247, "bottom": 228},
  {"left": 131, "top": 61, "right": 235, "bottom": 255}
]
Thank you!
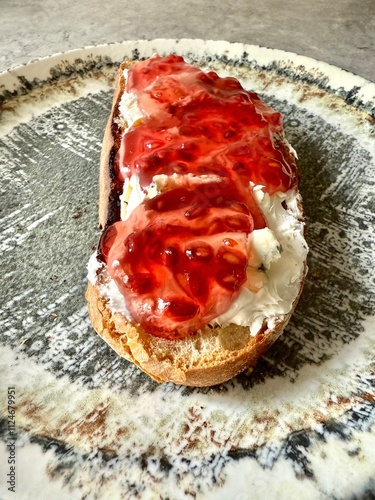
[
  {"left": 116, "top": 69, "right": 144, "bottom": 132},
  {"left": 87, "top": 78, "right": 308, "bottom": 336},
  {"left": 212, "top": 186, "right": 308, "bottom": 335}
]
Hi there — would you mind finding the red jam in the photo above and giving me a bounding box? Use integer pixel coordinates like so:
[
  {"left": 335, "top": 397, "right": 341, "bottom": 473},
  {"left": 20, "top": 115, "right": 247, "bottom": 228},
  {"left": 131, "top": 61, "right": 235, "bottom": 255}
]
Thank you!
[{"left": 101, "top": 55, "right": 298, "bottom": 339}]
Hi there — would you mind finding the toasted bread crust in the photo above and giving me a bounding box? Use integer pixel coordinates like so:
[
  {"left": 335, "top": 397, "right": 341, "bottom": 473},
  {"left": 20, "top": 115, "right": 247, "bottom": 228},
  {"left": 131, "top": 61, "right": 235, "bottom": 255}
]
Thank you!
[
  {"left": 86, "top": 281, "right": 297, "bottom": 386},
  {"left": 86, "top": 59, "right": 306, "bottom": 386},
  {"left": 99, "top": 61, "right": 135, "bottom": 229}
]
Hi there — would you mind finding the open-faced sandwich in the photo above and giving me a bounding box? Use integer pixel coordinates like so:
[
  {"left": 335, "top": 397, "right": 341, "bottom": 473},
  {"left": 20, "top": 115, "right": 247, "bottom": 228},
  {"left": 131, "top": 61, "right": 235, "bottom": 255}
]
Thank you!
[{"left": 86, "top": 54, "right": 308, "bottom": 386}]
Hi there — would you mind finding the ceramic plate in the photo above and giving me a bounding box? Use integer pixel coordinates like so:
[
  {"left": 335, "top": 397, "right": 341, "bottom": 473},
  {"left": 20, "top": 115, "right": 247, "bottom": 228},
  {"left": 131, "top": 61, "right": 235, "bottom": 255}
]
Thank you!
[{"left": 0, "top": 39, "right": 374, "bottom": 499}]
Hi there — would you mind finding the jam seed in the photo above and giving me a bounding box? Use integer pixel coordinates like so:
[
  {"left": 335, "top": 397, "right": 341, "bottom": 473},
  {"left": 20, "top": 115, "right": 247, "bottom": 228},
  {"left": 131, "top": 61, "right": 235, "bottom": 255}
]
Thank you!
[
  {"left": 219, "top": 250, "right": 245, "bottom": 266},
  {"left": 225, "top": 215, "right": 250, "bottom": 231},
  {"left": 186, "top": 243, "right": 214, "bottom": 261},
  {"left": 223, "top": 238, "right": 237, "bottom": 247}
]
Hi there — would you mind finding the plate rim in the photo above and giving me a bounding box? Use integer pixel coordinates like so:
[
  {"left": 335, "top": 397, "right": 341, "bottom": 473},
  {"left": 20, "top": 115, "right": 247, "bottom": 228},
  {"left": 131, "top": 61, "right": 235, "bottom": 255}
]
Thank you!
[{"left": 1, "top": 38, "right": 374, "bottom": 116}]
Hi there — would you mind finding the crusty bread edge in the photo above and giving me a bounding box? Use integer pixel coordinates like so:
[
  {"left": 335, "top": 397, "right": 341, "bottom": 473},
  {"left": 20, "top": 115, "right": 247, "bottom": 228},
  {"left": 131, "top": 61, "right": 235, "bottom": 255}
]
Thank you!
[
  {"left": 87, "top": 59, "right": 307, "bottom": 386},
  {"left": 98, "top": 61, "right": 135, "bottom": 229},
  {"left": 85, "top": 280, "right": 302, "bottom": 386}
]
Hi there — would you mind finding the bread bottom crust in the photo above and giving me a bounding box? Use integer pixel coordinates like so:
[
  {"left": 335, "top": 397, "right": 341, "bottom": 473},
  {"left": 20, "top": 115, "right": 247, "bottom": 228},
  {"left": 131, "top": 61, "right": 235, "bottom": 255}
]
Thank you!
[{"left": 85, "top": 281, "right": 295, "bottom": 386}]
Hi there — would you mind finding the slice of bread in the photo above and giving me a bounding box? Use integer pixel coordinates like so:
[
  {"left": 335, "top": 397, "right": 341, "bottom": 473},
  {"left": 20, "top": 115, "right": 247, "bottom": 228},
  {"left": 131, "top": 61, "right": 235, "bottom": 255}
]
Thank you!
[{"left": 85, "top": 57, "right": 308, "bottom": 387}]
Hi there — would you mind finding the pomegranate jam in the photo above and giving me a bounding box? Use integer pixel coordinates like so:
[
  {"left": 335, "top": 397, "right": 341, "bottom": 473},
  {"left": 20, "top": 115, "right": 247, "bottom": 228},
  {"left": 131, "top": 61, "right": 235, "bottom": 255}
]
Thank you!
[{"left": 100, "top": 55, "right": 298, "bottom": 340}]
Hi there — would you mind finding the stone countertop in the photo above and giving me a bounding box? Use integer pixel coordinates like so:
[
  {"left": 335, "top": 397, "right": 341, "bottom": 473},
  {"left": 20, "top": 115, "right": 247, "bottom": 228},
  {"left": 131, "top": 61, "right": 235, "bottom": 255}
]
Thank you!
[{"left": 1, "top": 0, "right": 375, "bottom": 82}]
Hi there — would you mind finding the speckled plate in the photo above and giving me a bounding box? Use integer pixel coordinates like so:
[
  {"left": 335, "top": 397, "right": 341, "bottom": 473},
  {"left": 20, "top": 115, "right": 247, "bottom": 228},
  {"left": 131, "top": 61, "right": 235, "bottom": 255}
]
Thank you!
[{"left": 0, "top": 39, "right": 374, "bottom": 500}]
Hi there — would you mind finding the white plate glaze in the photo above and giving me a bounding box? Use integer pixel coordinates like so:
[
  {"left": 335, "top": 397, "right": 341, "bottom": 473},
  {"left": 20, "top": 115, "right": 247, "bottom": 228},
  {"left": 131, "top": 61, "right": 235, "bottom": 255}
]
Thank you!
[{"left": 0, "top": 39, "right": 374, "bottom": 499}]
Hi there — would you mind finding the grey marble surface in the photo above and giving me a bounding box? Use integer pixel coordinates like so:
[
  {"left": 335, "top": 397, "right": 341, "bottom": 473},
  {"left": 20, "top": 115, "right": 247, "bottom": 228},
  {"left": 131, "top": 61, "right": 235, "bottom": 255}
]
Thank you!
[{"left": 1, "top": 0, "right": 375, "bottom": 82}]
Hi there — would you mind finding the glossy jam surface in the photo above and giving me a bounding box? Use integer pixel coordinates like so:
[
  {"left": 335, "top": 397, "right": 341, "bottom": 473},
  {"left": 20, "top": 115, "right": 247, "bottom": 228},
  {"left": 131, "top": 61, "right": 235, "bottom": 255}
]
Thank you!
[
  {"left": 102, "top": 55, "right": 298, "bottom": 339},
  {"left": 118, "top": 55, "right": 297, "bottom": 196},
  {"left": 101, "top": 184, "right": 251, "bottom": 338}
]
